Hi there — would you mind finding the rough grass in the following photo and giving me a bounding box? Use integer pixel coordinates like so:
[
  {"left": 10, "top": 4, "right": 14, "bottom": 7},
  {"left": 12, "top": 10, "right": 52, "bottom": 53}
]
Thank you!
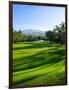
[{"left": 12, "top": 41, "right": 66, "bottom": 87}]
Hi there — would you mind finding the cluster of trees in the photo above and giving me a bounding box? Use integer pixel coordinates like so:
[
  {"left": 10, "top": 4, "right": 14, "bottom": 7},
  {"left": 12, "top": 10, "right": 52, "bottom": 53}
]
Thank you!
[
  {"left": 13, "top": 22, "right": 65, "bottom": 44},
  {"left": 13, "top": 30, "right": 46, "bottom": 42},
  {"left": 46, "top": 22, "right": 65, "bottom": 44}
]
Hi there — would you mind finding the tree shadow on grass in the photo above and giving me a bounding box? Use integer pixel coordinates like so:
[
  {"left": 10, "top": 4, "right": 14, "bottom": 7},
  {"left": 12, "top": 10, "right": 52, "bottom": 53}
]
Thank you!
[
  {"left": 13, "top": 72, "right": 48, "bottom": 86},
  {"left": 13, "top": 64, "right": 65, "bottom": 87},
  {"left": 13, "top": 47, "right": 65, "bottom": 72},
  {"left": 13, "top": 42, "right": 62, "bottom": 50},
  {"left": 13, "top": 44, "right": 65, "bottom": 87}
]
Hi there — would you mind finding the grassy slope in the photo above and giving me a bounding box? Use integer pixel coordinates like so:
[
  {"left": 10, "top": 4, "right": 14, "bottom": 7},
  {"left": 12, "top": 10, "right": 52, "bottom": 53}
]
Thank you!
[{"left": 12, "top": 41, "right": 66, "bottom": 87}]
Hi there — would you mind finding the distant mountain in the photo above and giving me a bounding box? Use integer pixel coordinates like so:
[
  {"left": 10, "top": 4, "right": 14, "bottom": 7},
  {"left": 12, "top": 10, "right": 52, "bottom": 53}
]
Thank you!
[{"left": 22, "top": 29, "right": 45, "bottom": 36}]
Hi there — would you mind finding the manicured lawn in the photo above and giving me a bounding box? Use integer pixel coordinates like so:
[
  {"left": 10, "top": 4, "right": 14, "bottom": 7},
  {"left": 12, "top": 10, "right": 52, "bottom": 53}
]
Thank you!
[{"left": 12, "top": 41, "right": 66, "bottom": 87}]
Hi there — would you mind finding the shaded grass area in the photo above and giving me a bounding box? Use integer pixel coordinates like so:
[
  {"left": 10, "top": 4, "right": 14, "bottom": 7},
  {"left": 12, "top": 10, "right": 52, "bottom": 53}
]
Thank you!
[{"left": 12, "top": 41, "right": 66, "bottom": 87}]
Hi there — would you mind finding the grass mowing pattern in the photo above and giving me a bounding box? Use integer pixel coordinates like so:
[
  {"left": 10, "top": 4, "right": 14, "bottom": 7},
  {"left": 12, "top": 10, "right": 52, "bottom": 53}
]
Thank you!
[{"left": 13, "top": 41, "right": 66, "bottom": 87}]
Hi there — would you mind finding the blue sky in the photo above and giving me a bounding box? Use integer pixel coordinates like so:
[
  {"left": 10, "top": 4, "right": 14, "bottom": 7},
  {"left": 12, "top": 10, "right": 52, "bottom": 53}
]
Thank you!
[{"left": 13, "top": 4, "right": 65, "bottom": 31}]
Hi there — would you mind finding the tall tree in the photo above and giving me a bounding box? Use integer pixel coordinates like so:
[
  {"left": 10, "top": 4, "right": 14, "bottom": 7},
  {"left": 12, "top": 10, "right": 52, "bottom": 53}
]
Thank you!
[
  {"left": 45, "top": 22, "right": 65, "bottom": 44},
  {"left": 46, "top": 31, "right": 54, "bottom": 43}
]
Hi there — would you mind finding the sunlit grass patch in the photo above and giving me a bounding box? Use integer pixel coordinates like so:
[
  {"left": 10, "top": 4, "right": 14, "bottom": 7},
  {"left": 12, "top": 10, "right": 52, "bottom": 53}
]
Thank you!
[{"left": 12, "top": 41, "right": 65, "bottom": 87}]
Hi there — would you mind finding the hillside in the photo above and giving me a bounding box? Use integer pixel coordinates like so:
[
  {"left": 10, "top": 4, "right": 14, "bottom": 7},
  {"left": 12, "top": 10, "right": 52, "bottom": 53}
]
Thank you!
[{"left": 22, "top": 29, "right": 45, "bottom": 36}]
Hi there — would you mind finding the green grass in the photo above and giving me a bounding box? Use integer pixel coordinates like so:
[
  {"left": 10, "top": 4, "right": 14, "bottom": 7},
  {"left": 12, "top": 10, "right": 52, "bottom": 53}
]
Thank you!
[{"left": 12, "top": 41, "right": 66, "bottom": 87}]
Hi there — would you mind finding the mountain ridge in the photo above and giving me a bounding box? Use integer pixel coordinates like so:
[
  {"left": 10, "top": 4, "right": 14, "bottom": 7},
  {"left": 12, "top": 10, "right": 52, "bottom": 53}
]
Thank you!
[{"left": 22, "top": 29, "right": 45, "bottom": 36}]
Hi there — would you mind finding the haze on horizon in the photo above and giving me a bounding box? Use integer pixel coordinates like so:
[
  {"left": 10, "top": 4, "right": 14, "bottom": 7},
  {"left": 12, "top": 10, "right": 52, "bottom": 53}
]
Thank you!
[{"left": 13, "top": 4, "right": 65, "bottom": 32}]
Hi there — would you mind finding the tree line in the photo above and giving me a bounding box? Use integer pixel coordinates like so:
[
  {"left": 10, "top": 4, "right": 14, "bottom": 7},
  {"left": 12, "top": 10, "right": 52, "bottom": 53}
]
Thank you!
[
  {"left": 13, "top": 22, "right": 65, "bottom": 44},
  {"left": 13, "top": 30, "right": 46, "bottom": 42}
]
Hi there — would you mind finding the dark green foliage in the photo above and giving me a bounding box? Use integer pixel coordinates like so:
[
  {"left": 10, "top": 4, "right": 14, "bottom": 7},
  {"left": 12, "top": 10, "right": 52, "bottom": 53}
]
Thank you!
[
  {"left": 13, "top": 22, "right": 65, "bottom": 44},
  {"left": 46, "top": 31, "right": 55, "bottom": 43},
  {"left": 13, "top": 30, "right": 46, "bottom": 42},
  {"left": 46, "top": 22, "right": 65, "bottom": 44},
  {"left": 13, "top": 30, "right": 25, "bottom": 42}
]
